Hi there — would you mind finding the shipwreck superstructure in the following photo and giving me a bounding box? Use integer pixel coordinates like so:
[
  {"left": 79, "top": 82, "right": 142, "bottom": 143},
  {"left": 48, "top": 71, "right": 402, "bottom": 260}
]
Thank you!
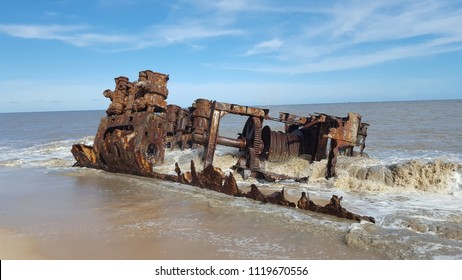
[{"left": 72, "top": 69, "right": 374, "bottom": 223}]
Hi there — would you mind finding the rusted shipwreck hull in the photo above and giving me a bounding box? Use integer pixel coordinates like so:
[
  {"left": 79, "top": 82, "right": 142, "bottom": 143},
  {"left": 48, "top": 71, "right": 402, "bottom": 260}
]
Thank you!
[{"left": 72, "top": 69, "right": 374, "bottom": 223}]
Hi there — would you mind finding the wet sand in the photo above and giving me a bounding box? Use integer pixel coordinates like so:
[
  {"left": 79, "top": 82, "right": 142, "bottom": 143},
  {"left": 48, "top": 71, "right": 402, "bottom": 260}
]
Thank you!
[
  {"left": 0, "top": 167, "right": 383, "bottom": 260},
  {"left": 0, "top": 229, "right": 47, "bottom": 259}
]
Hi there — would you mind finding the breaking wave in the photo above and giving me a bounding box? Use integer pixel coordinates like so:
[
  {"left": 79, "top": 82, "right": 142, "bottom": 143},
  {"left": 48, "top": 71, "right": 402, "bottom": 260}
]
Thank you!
[
  {"left": 334, "top": 156, "right": 461, "bottom": 194},
  {"left": 76, "top": 143, "right": 462, "bottom": 195},
  {"left": 344, "top": 213, "right": 462, "bottom": 259},
  {"left": 0, "top": 136, "right": 94, "bottom": 168},
  {"left": 204, "top": 152, "right": 462, "bottom": 195},
  {"left": 2, "top": 134, "right": 461, "bottom": 196}
]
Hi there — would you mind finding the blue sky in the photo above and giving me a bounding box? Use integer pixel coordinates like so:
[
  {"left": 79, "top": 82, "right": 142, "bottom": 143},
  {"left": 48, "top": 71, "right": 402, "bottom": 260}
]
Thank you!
[{"left": 0, "top": 0, "right": 461, "bottom": 112}]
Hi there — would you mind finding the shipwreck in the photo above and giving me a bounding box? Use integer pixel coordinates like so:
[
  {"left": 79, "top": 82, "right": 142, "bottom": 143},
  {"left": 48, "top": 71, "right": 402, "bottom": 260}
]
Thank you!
[{"left": 71, "top": 69, "right": 374, "bottom": 223}]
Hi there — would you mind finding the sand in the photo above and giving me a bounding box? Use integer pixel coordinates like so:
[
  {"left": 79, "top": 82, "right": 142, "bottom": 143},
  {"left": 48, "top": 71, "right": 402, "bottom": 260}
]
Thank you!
[
  {"left": 0, "top": 167, "right": 383, "bottom": 260},
  {"left": 0, "top": 229, "right": 47, "bottom": 259}
]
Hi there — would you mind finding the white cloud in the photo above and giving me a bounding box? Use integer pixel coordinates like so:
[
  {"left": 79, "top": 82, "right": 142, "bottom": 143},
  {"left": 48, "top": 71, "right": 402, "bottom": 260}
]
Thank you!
[
  {"left": 212, "top": 0, "right": 249, "bottom": 12},
  {"left": 230, "top": 0, "right": 462, "bottom": 74},
  {"left": 1, "top": 0, "right": 461, "bottom": 73},
  {"left": 235, "top": 43, "right": 461, "bottom": 75},
  {"left": 243, "top": 39, "right": 283, "bottom": 56},
  {"left": 151, "top": 22, "right": 244, "bottom": 45},
  {"left": 0, "top": 21, "right": 243, "bottom": 51},
  {"left": 0, "top": 24, "right": 86, "bottom": 39},
  {"left": 0, "top": 24, "right": 138, "bottom": 48},
  {"left": 70, "top": 33, "right": 137, "bottom": 47}
]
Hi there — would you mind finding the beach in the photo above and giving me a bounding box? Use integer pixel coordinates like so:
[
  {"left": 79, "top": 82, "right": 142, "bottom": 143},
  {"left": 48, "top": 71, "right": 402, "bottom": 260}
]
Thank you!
[
  {"left": 1, "top": 100, "right": 461, "bottom": 259},
  {"left": 0, "top": 167, "right": 384, "bottom": 259}
]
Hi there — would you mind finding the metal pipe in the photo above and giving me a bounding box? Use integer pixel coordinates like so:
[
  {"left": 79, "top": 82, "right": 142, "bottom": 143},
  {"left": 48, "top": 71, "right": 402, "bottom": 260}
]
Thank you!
[{"left": 192, "top": 133, "right": 246, "bottom": 149}]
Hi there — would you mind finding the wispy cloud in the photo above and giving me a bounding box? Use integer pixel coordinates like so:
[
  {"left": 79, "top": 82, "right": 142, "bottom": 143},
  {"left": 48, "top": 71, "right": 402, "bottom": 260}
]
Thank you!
[
  {"left": 165, "top": 0, "right": 462, "bottom": 73},
  {"left": 243, "top": 39, "right": 283, "bottom": 56},
  {"left": 0, "top": 24, "right": 86, "bottom": 40},
  {"left": 1, "top": 0, "right": 461, "bottom": 73},
  {"left": 0, "top": 21, "right": 243, "bottom": 51},
  {"left": 211, "top": 0, "right": 249, "bottom": 12},
  {"left": 234, "top": 0, "right": 462, "bottom": 73},
  {"left": 0, "top": 24, "right": 136, "bottom": 48},
  {"left": 240, "top": 40, "right": 462, "bottom": 75},
  {"left": 148, "top": 21, "right": 244, "bottom": 45}
]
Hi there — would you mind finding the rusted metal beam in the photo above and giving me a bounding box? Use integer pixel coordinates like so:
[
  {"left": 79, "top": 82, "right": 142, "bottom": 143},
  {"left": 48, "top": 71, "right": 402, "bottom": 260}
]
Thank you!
[
  {"left": 298, "top": 192, "right": 375, "bottom": 223},
  {"left": 214, "top": 102, "right": 268, "bottom": 118},
  {"left": 174, "top": 162, "right": 374, "bottom": 223}
]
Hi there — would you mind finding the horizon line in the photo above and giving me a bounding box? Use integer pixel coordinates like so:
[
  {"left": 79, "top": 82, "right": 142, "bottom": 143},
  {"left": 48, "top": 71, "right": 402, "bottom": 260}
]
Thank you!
[{"left": 1, "top": 98, "right": 460, "bottom": 114}]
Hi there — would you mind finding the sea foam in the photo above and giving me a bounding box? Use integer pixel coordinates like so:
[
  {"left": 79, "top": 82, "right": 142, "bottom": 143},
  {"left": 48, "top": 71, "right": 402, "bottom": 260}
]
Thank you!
[{"left": 332, "top": 156, "right": 461, "bottom": 194}]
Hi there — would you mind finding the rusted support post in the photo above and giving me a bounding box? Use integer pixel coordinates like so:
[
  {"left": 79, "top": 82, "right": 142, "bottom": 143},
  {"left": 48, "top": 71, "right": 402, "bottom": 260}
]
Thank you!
[
  {"left": 191, "top": 99, "right": 211, "bottom": 145},
  {"left": 314, "top": 121, "right": 330, "bottom": 161},
  {"left": 166, "top": 104, "right": 180, "bottom": 135},
  {"left": 358, "top": 123, "right": 368, "bottom": 155},
  {"left": 203, "top": 101, "right": 221, "bottom": 168},
  {"left": 326, "top": 139, "right": 338, "bottom": 178}
]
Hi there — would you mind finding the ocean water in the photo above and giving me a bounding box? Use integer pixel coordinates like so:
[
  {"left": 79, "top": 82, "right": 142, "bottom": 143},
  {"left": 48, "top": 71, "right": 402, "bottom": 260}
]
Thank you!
[{"left": 0, "top": 100, "right": 461, "bottom": 259}]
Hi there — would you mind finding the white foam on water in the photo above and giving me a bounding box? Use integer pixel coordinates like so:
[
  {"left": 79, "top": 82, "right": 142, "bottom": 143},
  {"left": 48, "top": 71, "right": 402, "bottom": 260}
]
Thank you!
[
  {"left": 76, "top": 135, "right": 95, "bottom": 146},
  {"left": 333, "top": 156, "right": 461, "bottom": 195},
  {"left": 390, "top": 159, "right": 461, "bottom": 193},
  {"left": 0, "top": 136, "right": 94, "bottom": 168},
  {"left": 263, "top": 156, "right": 312, "bottom": 178},
  {"left": 344, "top": 219, "right": 462, "bottom": 259},
  {"left": 152, "top": 148, "right": 202, "bottom": 174},
  {"left": 0, "top": 159, "right": 24, "bottom": 167}
]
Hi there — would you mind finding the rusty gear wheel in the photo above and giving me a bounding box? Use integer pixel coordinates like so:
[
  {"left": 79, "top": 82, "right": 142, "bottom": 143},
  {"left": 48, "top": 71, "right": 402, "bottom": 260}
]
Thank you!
[{"left": 239, "top": 116, "right": 263, "bottom": 155}]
